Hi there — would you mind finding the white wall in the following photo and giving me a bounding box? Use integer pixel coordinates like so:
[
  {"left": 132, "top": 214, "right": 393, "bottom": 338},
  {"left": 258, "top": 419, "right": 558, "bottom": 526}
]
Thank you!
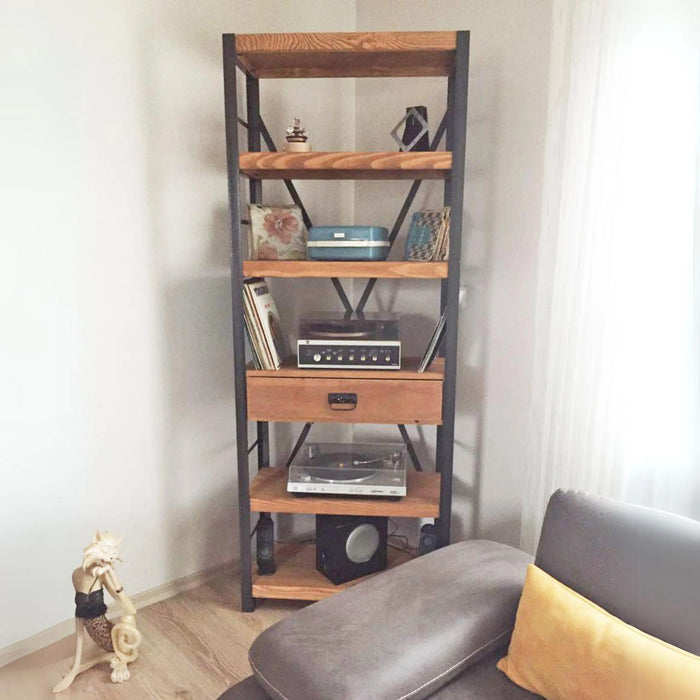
[
  {"left": 0, "top": 0, "right": 355, "bottom": 651},
  {"left": 354, "top": 1, "right": 553, "bottom": 544},
  {"left": 1, "top": 0, "right": 552, "bottom": 651}
]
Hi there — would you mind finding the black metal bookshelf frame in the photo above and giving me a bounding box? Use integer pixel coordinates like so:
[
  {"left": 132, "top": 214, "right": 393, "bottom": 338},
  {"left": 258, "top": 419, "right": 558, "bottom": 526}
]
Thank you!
[{"left": 223, "top": 31, "right": 470, "bottom": 612}]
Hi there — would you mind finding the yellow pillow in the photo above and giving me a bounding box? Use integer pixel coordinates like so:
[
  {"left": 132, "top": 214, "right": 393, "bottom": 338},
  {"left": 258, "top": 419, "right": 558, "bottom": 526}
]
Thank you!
[{"left": 497, "top": 564, "right": 700, "bottom": 700}]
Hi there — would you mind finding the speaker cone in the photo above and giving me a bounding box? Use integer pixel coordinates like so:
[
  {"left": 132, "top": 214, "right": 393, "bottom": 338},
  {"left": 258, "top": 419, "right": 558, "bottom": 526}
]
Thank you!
[{"left": 346, "top": 523, "right": 380, "bottom": 563}]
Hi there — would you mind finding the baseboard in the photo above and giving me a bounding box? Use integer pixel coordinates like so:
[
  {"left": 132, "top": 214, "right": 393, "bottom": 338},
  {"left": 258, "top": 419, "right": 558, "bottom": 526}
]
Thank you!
[{"left": 0, "top": 560, "right": 237, "bottom": 669}]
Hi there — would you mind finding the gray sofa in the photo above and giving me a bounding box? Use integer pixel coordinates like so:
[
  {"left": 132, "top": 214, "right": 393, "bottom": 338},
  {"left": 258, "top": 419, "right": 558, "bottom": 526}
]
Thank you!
[{"left": 220, "top": 490, "right": 700, "bottom": 699}]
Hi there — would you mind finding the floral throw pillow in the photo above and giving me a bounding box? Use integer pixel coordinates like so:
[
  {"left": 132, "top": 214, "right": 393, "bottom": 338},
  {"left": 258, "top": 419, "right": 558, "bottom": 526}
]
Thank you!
[{"left": 248, "top": 204, "right": 307, "bottom": 260}]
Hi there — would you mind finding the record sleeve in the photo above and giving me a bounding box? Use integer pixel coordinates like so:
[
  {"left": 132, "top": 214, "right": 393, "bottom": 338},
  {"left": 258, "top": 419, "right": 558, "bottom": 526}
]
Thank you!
[
  {"left": 243, "top": 286, "right": 271, "bottom": 369},
  {"left": 243, "top": 277, "right": 290, "bottom": 370},
  {"left": 418, "top": 309, "right": 447, "bottom": 372},
  {"left": 243, "top": 281, "right": 275, "bottom": 369},
  {"left": 243, "top": 322, "right": 263, "bottom": 370}
]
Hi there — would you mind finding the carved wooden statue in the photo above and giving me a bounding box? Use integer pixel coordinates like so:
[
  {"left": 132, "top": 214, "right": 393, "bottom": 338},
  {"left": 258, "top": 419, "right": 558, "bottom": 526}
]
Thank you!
[{"left": 53, "top": 531, "right": 142, "bottom": 693}]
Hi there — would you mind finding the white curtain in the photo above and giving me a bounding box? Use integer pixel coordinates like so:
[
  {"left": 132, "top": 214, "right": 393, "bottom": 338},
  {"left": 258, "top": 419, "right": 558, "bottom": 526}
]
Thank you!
[{"left": 521, "top": 0, "right": 700, "bottom": 552}]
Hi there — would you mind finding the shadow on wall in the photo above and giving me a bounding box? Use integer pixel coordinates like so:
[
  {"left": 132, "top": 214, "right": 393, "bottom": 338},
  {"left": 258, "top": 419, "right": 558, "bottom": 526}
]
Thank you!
[
  {"left": 447, "top": 64, "right": 500, "bottom": 542},
  {"left": 141, "top": 12, "right": 503, "bottom": 575},
  {"left": 162, "top": 273, "right": 239, "bottom": 578},
  {"left": 134, "top": 3, "right": 248, "bottom": 584}
]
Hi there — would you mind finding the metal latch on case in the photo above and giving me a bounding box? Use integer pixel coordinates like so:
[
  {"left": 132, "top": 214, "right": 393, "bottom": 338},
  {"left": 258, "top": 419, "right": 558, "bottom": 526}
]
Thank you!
[{"left": 328, "top": 392, "right": 358, "bottom": 411}]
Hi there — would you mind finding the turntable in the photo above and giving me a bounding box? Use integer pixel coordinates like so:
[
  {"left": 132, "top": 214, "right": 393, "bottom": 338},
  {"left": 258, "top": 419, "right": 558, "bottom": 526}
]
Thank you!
[
  {"left": 287, "top": 442, "right": 407, "bottom": 497},
  {"left": 297, "top": 314, "right": 401, "bottom": 369}
]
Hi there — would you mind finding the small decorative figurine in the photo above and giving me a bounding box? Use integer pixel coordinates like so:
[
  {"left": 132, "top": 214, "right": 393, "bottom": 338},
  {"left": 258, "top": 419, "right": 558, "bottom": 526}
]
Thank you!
[
  {"left": 391, "top": 106, "right": 430, "bottom": 152},
  {"left": 53, "top": 531, "right": 142, "bottom": 693},
  {"left": 283, "top": 117, "right": 311, "bottom": 152}
]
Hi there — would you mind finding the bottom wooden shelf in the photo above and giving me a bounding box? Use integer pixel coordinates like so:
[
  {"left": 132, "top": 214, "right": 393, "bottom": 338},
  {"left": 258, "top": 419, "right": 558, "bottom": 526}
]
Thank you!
[{"left": 251, "top": 541, "right": 414, "bottom": 601}]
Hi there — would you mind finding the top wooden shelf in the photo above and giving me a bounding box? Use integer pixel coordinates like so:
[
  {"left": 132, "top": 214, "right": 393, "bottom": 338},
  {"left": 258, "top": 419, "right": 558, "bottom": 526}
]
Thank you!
[
  {"left": 234, "top": 31, "right": 457, "bottom": 79},
  {"left": 239, "top": 151, "right": 451, "bottom": 180}
]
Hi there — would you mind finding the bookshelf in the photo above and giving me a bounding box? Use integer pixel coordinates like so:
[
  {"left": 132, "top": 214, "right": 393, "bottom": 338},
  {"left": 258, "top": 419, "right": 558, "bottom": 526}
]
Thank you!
[
  {"left": 249, "top": 468, "right": 440, "bottom": 518},
  {"left": 242, "top": 260, "right": 448, "bottom": 279},
  {"left": 251, "top": 542, "right": 414, "bottom": 601},
  {"left": 239, "top": 151, "right": 451, "bottom": 180},
  {"left": 223, "top": 30, "right": 469, "bottom": 610}
]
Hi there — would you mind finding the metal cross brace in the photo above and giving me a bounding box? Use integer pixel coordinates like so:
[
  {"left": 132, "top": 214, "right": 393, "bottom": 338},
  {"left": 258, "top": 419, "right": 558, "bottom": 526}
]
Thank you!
[
  {"left": 258, "top": 118, "right": 353, "bottom": 314},
  {"left": 355, "top": 110, "right": 448, "bottom": 313},
  {"left": 240, "top": 108, "right": 450, "bottom": 474}
]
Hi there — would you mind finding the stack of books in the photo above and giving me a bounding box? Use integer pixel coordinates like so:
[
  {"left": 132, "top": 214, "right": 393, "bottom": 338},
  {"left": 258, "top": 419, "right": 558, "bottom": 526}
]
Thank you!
[
  {"left": 418, "top": 309, "right": 447, "bottom": 372},
  {"left": 404, "top": 207, "right": 451, "bottom": 261},
  {"left": 243, "top": 277, "right": 290, "bottom": 370}
]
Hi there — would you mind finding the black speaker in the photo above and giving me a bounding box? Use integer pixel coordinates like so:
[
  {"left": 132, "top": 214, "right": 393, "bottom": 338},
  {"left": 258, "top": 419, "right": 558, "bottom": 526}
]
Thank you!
[
  {"left": 418, "top": 523, "right": 439, "bottom": 556},
  {"left": 256, "top": 514, "right": 276, "bottom": 575},
  {"left": 316, "top": 515, "right": 388, "bottom": 585}
]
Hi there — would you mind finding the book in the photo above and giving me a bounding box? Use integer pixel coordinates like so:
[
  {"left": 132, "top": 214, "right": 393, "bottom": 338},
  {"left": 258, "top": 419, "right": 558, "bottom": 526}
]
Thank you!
[
  {"left": 248, "top": 204, "right": 307, "bottom": 260},
  {"left": 243, "top": 282, "right": 275, "bottom": 369},
  {"left": 242, "top": 277, "right": 290, "bottom": 370},
  {"left": 404, "top": 207, "right": 450, "bottom": 262},
  {"left": 418, "top": 309, "right": 447, "bottom": 373},
  {"left": 243, "top": 322, "right": 262, "bottom": 370}
]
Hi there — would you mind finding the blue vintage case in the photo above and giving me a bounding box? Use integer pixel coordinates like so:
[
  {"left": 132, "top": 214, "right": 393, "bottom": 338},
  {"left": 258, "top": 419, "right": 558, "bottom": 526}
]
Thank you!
[{"left": 307, "top": 226, "right": 390, "bottom": 261}]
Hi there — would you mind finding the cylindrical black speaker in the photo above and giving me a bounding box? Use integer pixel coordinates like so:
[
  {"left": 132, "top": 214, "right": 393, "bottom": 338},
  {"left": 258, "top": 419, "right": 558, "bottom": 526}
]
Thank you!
[
  {"left": 418, "top": 523, "right": 439, "bottom": 556},
  {"left": 316, "top": 515, "right": 388, "bottom": 585},
  {"left": 256, "top": 514, "right": 276, "bottom": 575}
]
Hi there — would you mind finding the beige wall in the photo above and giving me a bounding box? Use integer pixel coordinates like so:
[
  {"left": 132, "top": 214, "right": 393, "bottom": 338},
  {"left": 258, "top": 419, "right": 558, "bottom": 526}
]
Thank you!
[
  {"left": 1, "top": 0, "right": 552, "bottom": 651},
  {"left": 0, "top": 0, "right": 354, "bottom": 651},
  {"left": 354, "top": 1, "right": 553, "bottom": 544}
]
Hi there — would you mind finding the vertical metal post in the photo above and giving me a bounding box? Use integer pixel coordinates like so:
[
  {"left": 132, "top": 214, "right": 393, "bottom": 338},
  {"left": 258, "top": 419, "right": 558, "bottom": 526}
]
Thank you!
[
  {"left": 440, "top": 76, "right": 455, "bottom": 317},
  {"left": 223, "top": 34, "right": 254, "bottom": 612},
  {"left": 246, "top": 74, "right": 270, "bottom": 471},
  {"left": 435, "top": 31, "right": 470, "bottom": 547},
  {"left": 434, "top": 75, "right": 455, "bottom": 521}
]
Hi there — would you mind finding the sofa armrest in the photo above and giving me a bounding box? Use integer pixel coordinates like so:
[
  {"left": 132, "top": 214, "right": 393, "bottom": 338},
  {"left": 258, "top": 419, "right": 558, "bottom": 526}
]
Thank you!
[{"left": 249, "top": 540, "right": 532, "bottom": 700}]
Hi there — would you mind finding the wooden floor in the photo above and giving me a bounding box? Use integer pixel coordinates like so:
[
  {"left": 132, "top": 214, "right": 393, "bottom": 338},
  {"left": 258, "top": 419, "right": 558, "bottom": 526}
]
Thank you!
[{"left": 0, "top": 570, "right": 305, "bottom": 700}]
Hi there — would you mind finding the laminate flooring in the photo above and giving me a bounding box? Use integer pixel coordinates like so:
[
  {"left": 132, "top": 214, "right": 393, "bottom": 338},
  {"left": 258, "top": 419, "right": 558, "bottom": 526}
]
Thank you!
[{"left": 0, "top": 571, "right": 305, "bottom": 700}]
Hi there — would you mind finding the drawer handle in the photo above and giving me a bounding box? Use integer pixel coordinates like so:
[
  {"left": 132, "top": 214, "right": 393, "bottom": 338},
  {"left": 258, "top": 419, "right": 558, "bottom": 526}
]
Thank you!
[{"left": 328, "top": 392, "right": 357, "bottom": 411}]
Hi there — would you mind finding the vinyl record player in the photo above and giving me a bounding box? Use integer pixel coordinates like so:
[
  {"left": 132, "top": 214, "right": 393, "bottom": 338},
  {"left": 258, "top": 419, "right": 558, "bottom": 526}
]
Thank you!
[
  {"left": 287, "top": 442, "right": 407, "bottom": 497},
  {"left": 297, "top": 313, "right": 401, "bottom": 369}
]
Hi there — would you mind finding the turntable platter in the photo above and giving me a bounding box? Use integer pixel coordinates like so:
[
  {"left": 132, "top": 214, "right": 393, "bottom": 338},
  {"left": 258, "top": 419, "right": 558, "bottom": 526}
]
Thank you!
[
  {"left": 308, "top": 467, "right": 376, "bottom": 483},
  {"left": 305, "top": 318, "right": 386, "bottom": 340}
]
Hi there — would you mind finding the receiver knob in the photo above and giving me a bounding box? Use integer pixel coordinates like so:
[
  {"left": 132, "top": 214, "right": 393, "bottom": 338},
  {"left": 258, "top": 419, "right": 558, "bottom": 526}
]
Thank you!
[{"left": 313, "top": 353, "right": 321, "bottom": 362}]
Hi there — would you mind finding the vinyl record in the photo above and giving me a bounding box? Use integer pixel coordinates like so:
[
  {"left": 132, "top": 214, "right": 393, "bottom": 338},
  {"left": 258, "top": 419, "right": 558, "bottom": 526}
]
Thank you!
[{"left": 305, "top": 318, "right": 386, "bottom": 340}]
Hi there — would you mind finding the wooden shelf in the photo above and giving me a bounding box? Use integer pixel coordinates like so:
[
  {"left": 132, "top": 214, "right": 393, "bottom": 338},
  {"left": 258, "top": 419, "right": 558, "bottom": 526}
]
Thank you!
[
  {"left": 239, "top": 152, "right": 451, "bottom": 180},
  {"left": 242, "top": 260, "right": 448, "bottom": 279},
  {"left": 250, "top": 468, "right": 440, "bottom": 518},
  {"left": 247, "top": 356, "right": 444, "bottom": 381},
  {"left": 251, "top": 542, "right": 414, "bottom": 601},
  {"left": 235, "top": 32, "right": 456, "bottom": 79}
]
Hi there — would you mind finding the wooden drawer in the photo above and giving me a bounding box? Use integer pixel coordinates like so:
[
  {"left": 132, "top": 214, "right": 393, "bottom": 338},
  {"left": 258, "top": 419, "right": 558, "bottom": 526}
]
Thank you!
[{"left": 247, "top": 376, "right": 442, "bottom": 424}]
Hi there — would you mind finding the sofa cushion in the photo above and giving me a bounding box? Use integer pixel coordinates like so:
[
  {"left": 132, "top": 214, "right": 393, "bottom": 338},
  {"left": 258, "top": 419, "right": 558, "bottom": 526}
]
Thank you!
[
  {"left": 536, "top": 489, "right": 700, "bottom": 654},
  {"left": 218, "top": 675, "right": 272, "bottom": 700},
  {"left": 427, "top": 648, "right": 542, "bottom": 699},
  {"left": 248, "top": 540, "right": 532, "bottom": 700},
  {"left": 498, "top": 564, "right": 700, "bottom": 699},
  {"left": 217, "top": 649, "right": 542, "bottom": 700}
]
